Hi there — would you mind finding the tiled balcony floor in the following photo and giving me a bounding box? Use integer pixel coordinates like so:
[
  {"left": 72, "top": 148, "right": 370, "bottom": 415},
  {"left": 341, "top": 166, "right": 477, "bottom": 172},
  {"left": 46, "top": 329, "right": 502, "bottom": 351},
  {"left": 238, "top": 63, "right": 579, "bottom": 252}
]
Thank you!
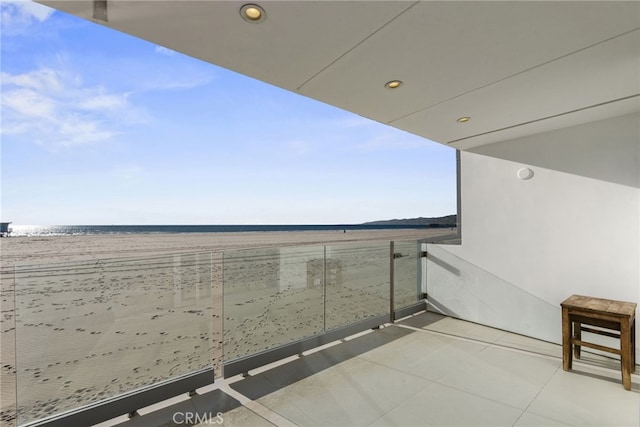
[{"left": 100, "top": 312, "right": 640, "bottom": 427}]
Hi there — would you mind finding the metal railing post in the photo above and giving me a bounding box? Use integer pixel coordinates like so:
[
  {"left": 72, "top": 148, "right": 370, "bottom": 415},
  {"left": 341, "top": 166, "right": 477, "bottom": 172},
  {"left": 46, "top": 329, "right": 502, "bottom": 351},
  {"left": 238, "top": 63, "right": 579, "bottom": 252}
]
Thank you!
[{"left": 389, "top": 241, "right": 395, "bottom": 323}]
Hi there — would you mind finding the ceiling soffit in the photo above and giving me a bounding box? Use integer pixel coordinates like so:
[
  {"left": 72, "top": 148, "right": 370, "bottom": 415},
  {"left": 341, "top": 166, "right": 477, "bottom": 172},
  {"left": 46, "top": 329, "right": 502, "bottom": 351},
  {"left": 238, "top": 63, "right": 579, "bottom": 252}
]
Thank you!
[
  {"left": 40, "top": 1, "right": 415, "bottom": 90},
  {"left": 395, "top": 30, "right": 640, "bottom": 148},
  {"left": 37, "top": 1, "right": 640, "bottom": 148}
]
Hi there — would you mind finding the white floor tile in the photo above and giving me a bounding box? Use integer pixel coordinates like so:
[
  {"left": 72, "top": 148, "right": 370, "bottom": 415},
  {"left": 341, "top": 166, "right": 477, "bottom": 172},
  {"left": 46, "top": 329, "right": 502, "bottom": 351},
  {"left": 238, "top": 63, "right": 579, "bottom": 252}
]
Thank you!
[
  {"left": 378, "top": 333, "right": 491, "bottom": 382},
  {"left": 401, "top": 314, "right": 507, "bottom": 343},
  {"left": 513, "top": 412, "right": 572, "bottom": 426},
  {"left": 526, "top": 367, "right": 640, "bottom": 426},
  {"left": 257, "top": 359, "right": 431, "bottom": 427},
  {"left": 495, "top": 332, "right": 562, "bottom": 358},
  {"left": 212, "top": 406, "right": 276, "bottom": 427},
  {"left": 435, "top": 345, "right": 561, "bottom": 409},
  {"left": 98, "top": 313, "right": 640, "bottom": 427},
  {"left": 368, "top": 381, "right": 522, "bottom": 426}
]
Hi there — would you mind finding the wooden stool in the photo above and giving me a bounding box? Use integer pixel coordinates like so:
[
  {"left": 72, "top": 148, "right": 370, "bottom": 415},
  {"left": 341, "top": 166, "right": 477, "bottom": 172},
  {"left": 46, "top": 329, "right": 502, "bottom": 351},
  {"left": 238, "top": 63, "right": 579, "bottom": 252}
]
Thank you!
[{"left": 561, "top": 295, "right": 636, "bottom": 390}]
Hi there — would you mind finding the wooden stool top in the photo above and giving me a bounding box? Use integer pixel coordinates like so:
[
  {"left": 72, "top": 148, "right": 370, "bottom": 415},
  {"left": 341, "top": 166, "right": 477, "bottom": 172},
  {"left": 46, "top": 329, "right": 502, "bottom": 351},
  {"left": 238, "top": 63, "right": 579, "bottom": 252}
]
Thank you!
[{"left": 561, "top": 294, "right": 636, "bottom": 318}]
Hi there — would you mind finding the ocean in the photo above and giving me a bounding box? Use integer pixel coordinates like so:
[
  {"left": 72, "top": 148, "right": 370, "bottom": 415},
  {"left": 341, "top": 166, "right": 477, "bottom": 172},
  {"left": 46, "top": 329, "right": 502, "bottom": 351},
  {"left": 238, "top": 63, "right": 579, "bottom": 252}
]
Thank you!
[{"left": 8, "top": 224, "right": 427, "bottom": 237}]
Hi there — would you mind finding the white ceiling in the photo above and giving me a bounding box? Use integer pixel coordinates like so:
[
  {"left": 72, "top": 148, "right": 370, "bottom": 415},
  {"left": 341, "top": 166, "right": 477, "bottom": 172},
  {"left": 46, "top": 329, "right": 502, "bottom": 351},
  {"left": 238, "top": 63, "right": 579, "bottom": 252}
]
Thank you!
[{"left": 38, "top": 1, "right": 640, "bottom": 150}]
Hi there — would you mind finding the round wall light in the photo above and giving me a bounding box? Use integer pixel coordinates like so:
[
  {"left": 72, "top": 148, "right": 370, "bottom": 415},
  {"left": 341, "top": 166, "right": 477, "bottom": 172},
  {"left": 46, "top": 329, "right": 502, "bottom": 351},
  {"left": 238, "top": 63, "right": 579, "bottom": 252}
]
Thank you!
[
  {"left": 517, "top": 167, "right": 534, "bottom": 180},
  {"left": 384, "top": 80, "right": 403, "bottom": 89},
  {"left": 240, "top": 4, "right": 266, "bottom": 23}
]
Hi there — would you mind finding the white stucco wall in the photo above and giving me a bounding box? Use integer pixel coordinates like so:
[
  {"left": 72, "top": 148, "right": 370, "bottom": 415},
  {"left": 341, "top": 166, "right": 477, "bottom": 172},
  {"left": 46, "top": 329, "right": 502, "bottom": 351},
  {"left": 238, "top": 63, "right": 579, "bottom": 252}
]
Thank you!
[{"left": 428, "top": 113, "right": 640, "bottom": 348}]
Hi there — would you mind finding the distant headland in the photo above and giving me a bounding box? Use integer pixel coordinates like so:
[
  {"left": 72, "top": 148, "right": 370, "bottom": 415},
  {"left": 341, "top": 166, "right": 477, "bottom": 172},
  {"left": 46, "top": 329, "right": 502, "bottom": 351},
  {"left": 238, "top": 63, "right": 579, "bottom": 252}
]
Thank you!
[{"left": 362, "top": 215, "right": 457, "bottom": 228}]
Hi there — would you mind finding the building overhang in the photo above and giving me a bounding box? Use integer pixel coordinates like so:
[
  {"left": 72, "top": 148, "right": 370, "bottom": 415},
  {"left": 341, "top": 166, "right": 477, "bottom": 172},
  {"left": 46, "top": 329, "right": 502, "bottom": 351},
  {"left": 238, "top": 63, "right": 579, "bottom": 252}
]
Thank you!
[{"left": 37, "top": 1, "right": 640, "bottom": 150}]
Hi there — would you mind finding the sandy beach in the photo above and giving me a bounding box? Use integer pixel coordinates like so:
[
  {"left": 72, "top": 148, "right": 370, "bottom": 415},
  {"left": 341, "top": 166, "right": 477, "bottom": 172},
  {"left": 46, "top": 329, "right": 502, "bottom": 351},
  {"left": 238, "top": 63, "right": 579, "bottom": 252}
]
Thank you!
[{"left": 0, "top": 228, "right": 453, "bottom": 426}]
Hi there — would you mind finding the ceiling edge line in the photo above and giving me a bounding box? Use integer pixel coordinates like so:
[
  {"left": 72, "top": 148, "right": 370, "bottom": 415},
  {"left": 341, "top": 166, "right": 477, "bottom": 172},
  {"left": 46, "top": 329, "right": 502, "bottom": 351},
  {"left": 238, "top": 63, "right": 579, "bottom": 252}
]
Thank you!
[
  {"left": 388, "top": 27, "right": 640, "bottom": 125},
  {"left": 295, "top": 1, "right": 420, "bottom": 91},
  {"left": 446, "top": 94, "right": 640, "bottom": 145}
]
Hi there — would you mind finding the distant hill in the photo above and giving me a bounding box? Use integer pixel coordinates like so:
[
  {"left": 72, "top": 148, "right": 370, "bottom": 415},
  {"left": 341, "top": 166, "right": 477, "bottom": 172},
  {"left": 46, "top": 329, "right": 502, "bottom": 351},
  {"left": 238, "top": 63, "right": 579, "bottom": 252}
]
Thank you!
[{"left": 362, "top": 215, "right": 457, "bottom": 228}]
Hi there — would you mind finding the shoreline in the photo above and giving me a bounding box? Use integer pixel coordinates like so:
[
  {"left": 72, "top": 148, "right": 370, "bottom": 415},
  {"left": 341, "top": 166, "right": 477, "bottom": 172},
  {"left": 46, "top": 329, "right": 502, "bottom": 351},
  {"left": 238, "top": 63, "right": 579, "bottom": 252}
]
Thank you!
[{"left": 6, "top": 223, "right": 455, "bottom": 239}]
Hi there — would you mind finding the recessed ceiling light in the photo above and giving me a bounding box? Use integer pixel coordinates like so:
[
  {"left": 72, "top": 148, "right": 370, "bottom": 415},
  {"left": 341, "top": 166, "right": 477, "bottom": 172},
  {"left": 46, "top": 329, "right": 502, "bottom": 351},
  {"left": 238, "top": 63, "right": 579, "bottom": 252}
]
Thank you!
[
  {"left": 240, "top": 4, "right": 266, "bottom": 23},
  {"left": 384, "top": 80, "right": 403, "bottom": 89},
  {"left": 456, "top": 116, "right": 471, "bottom": 123}
]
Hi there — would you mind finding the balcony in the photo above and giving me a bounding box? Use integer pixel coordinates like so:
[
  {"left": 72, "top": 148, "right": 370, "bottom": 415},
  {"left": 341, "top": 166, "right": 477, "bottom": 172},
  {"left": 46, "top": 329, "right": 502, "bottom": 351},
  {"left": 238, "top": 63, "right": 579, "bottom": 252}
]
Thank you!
[
  {"left": 95, "top": 311, "right": 638, "bottom": 427},
  {"left": 9, "top": 240, "right": 639, "bottom": 426}
]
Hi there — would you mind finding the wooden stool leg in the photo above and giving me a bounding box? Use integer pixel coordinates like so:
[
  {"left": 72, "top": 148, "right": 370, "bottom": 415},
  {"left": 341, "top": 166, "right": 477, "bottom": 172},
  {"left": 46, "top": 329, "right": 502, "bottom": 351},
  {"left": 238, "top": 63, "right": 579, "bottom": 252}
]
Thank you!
[
  {"left": 632, "top": 319, "right": 636, "bottom": 373},
  {"left": 562, "top": 308, "right": 572, "bottom": 371},
  {"left": 574, "top": 321, "right": 581, "bottom": 359},
  {"left": 621, "top": 320, "right": 631, "bottom": 391}
]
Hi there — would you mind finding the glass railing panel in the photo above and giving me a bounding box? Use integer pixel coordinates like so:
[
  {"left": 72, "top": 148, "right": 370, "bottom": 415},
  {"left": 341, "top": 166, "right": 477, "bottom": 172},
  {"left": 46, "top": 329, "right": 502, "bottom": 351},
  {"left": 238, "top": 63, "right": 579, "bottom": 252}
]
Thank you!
[
  {"left": 223, "top": 245, "right": 325, "bottom": 362},
  {"left": 393, "top": 240, "right": 421, "bottom": 311},
  {"left": 324, "top": 242, "right": 390, "bottom": 331},
  {"left": 425, "top": 244, "right": 561, "bottom": 343},
  {"left": 14, "top": 252, "right": 214, "bottom": 426}
]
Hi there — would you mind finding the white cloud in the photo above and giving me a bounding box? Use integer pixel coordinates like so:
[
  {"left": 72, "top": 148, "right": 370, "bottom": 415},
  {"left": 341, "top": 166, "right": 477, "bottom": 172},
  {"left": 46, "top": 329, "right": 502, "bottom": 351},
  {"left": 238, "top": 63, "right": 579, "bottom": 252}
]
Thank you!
[
  {"left": 1, "top": 67, "right": 146, "bottom": 149},
  {"left": 78, "top": 93, "right": 130, "bottom": 111},
  {"left": 1, "top": 0, "right": 54, "bottom": 34},
  {"left": 154, "top": 45, "right": 176, "bottom": 56},
  {"left": 2, "top": 88, "right": 56, "bottom": 118},
  {"left": 142, "top": 74, "right": 214, "bottom": 91},
  {"left": 57, "top": 116, "right": 117, "bottom": 147},
  {"left": 12, "top": 0, "right": 52, "bottom": 21},
  {"left": 1, "top": 68, "right": 63, "bottom": 92}
]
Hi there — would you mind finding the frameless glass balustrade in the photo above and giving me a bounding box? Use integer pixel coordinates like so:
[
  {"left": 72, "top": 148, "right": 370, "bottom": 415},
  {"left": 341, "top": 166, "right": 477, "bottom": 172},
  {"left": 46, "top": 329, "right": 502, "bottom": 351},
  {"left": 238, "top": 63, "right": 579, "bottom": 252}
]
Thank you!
[
  {"left": 324, "top": 242, "right": 390, "bottom": 331},
  {"left": 13, "top": 239, "right": 427, "bottom": 426},
  {"left": 393, "top": 240, "right": 422, "bottom": 312},
  {"left": 222, "top": 245, "right": 325, "bottom": 362},
  {"left": 14, "top": 252, "right": 214, "bottom": 425}
]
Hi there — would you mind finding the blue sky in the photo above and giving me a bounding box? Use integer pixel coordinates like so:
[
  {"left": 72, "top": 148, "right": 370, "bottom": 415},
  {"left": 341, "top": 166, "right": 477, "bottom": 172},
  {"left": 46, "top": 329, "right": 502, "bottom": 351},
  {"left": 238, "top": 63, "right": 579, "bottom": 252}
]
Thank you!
[{"left": 1, "top": 0, "right": 456, "bottom": 225}]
